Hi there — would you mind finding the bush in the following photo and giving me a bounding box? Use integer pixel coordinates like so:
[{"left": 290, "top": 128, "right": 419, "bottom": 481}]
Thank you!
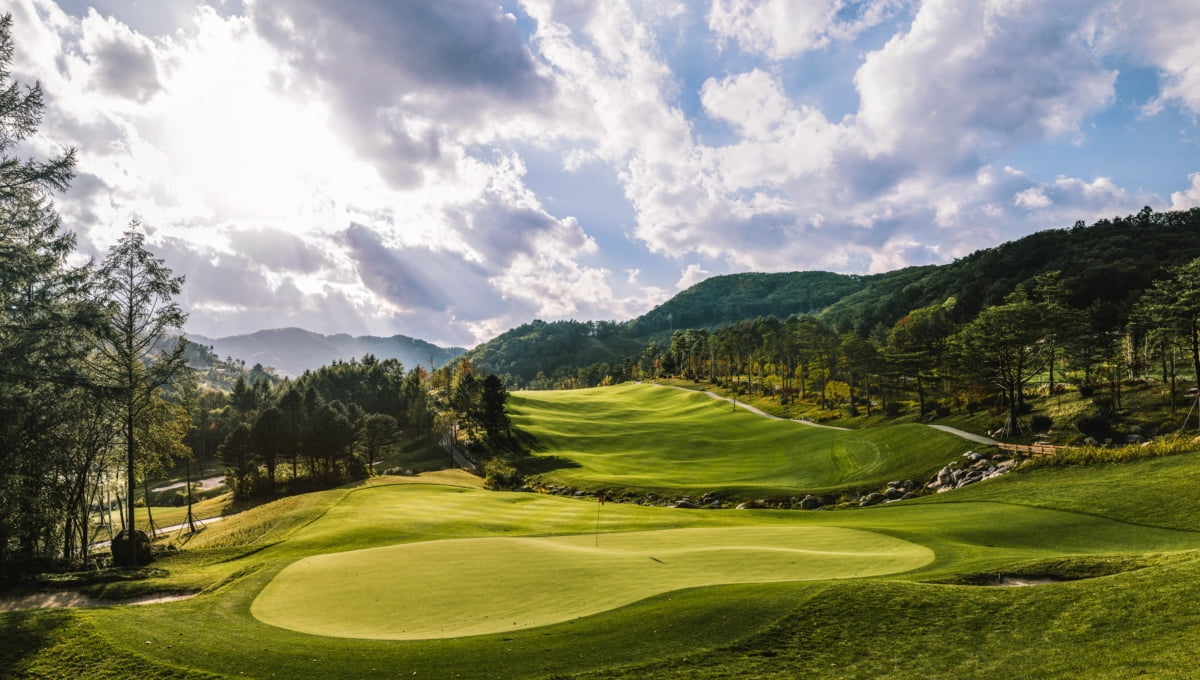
[
  {"left": 1074, "top": 414, "right": 1112, "bottom": 439},
  {"left": 1077, "top": 384, "right": 1096, "bottom": 398},
  {"left": 1022, "top": 434, "right": 1198, "bottom": 468},
  {"left": 883, "top": 402, "right": 903, "bottom": 417},
  {"left": 483, "top": 459, "right": 522, "bottom": 490},
  {"left": 1030, "top": 414, "right": 1053, "bottom": 433}
]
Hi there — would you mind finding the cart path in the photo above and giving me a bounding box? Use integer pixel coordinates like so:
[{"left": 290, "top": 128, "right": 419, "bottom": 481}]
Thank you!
[
  {"left": 657, "top": 384, "right": 999, "bottom": 445},
  {"left": 927, "top": 424, "right": 1000, "bottom": 445},
  {"left": 655, "top": 384, "right": 850, "bottom": 430}
]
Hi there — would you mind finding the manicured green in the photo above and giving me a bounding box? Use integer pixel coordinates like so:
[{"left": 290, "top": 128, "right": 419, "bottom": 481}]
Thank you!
[
  {"left": 253, "top": 526, "right": 932, "bottom": 639},
  {"left": 509, "top": 384, "right": 975, "bottom": 495}
]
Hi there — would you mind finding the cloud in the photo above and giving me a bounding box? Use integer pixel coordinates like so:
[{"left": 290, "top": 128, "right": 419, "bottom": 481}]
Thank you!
[
  {"left": 226, "top": 226, "right": 330, "bottom": 274},
  {"left": 79, "top": 10, "right": 162, "bottom": 102},
  {"left": 708, "top": 0, "right": 900, "bottom": 59},
  {"left": 1094, "top": 0, "right": 1200, "bottom": 115},
  {"left": 676, "top": 263, "right": 710, "bottom": 290},
  {"left": 1169, "top": 173, "right": 1200, "bottom": 211},
  {"left": 250, "top": 0, "right": 554, "bottom": 189},
  {"left": 854, "top": 0, "right": 1116, "bottom": 171}
]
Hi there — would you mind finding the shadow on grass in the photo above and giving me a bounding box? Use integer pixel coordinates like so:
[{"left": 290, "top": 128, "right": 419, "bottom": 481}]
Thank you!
[
  {"left": 0, "top": 608, "right": 73, "bottom": 675},
  {"left": 518, "top": 455, "right": 583, "bottom": 475}
]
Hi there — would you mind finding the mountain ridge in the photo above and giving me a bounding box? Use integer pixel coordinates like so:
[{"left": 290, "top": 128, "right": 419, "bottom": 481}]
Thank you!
[{"left": 189, "top": 327, "right": 466, "bottom": 377}]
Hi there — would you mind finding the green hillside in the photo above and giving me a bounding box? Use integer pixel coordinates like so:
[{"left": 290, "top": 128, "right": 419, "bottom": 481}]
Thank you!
[
  {"left": 508, "top": 384, "right": 974, "bottom": 496},
  {"left": 466, "top": 207, "right": 1200, "bottom": 391},
  {"left": 823, "top": 207, "right": 1200, "bottom": 334},
  {"left": 626, "top": 270, "right": 872, "bottom": 336}
]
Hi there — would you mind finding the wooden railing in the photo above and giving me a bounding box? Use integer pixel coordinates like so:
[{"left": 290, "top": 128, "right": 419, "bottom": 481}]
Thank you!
[{"left": 996, "top": 442, "right": 1063, "bottom": 457}]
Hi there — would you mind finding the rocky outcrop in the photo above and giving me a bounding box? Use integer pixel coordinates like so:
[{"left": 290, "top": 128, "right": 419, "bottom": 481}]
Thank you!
[{"left": 926, "top": 452, "right": 1015, "bottom": 493}]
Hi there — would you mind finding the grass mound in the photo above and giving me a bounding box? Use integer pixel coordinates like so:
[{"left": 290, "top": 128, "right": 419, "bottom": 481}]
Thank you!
[
  {"left": 251, "top": 526, "right": 932, "bottom": 639},
  {"left": 509, "top": 384, "right": 975, "bottom": 495}
]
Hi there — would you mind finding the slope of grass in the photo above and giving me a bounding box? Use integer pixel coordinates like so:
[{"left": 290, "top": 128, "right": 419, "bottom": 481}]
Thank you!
[{"left": 509, "top": 384, "right": 976, "bottom": 496}]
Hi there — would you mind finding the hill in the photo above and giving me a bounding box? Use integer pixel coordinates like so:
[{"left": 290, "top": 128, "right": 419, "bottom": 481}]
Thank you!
[
  {"left": 823, "top": 207, "right": 1200, "bottom": 334},
  {"left": 190, "top": 327, "right": 466, "bottom": 377},
  {"left": 466, "top": 207, "right": 1200, "bottom": 386},
  {"left": 625, "top": 270, "right": 873, "bottom": 336}
]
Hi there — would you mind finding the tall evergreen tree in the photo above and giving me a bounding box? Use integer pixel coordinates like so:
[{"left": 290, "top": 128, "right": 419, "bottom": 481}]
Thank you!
[{"left": 92, "top": 227, "right": 189, "bottom": 565}]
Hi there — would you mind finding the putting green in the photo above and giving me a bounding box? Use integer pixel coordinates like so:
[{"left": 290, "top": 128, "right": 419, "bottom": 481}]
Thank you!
[{"left": 252, "top": 526, "right": 933, "bottom": 640}]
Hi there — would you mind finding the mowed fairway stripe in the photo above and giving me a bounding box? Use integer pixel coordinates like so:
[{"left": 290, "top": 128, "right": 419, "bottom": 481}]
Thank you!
[{"left": 251, "top": 526, "right": 932, "bottom": 640}]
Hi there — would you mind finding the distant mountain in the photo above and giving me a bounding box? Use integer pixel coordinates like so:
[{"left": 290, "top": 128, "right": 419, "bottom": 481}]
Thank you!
[{"left": 189, "top": 327, "right": 466, "bottom": 377}]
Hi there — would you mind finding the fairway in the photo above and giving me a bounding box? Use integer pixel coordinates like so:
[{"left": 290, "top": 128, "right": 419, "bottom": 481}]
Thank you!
[
  {"left": 508, "top": 384, "right": 974, "bottom": 494},
  {"left": 251, "top": 526, "right": 932, "bottom": 639}
]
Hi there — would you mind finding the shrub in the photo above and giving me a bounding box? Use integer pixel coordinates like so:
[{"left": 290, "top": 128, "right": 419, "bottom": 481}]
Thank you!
[
  {"left": 1030, "top": 414, "right": 1053, "bottom": 433},
  {"left": 483, "top": 459, "right": 522, "bottom": 490},
  {"left": 1074, "top": 414, "right": 1112, "bottom": 439},
  {"left": 1077, "top": 384, "right": 1096, "bottom": 398},
  {"left": 1022, "top": 434, "right": 1198, "bottom": 468},
  {"left": 883, "top": 402, "right": 903, "bottom": 417}
]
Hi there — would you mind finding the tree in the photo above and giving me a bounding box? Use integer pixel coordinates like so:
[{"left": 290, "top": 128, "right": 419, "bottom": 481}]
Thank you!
[
  {"left": 479, "top": 374, "right": 513, "bottom": 455},
  {"left": 886, "top": 298, "right": 956, "bottom": 416},
  {"left": 359, "top": 413, "right": 398, "bottom": 472},
  {"left": 1134, "top": 258, "right": 1200, "bottom": 392},
  {"left": 251, "top": 406, "right": 286, "bottom": 493},
  {"left": 0, "top": 11, "right": 101, "bottom": 583},
  {"left": 93, "top": 227, "right": 189, "bottom": 565},
  {"left": 955, "top": 299, "right": 1049, "bottom": 436}
]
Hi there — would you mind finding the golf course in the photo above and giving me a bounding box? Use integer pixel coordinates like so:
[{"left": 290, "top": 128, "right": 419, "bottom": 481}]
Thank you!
[
  {"left": 507, "top": 384, "right": 977, "bottom": 495},
  {"left": 6, "top": 385, "right": 1200, "bottom": 678}
]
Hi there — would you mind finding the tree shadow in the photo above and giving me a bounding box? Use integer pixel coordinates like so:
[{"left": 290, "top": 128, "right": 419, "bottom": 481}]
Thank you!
[
  {"left": 0, "top": 608, "right": 74, "bottom": 675},
  {"left": 517, "top": 455, "right": 581, "bottom": 474}
]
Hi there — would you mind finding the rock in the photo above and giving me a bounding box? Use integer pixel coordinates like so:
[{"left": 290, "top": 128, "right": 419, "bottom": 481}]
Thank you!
[
  {"left": 674, "top": 500, "right": 700, "bottom": 509},
  {"left": 887, "top": 480, "right": 902, "bottom": 488},
  {"left": 883, "top": 487, "right": 906, "bottom": 500},
  {"left": 1126, "top": 434, "right": 1146, "bottom": 444},
  {"left": 799, "top": 494, "right": 822, "bottom": 510},
  {"left": 900, "top": 492, "right": 919, "bottom": 500},
  {"left": 859, "top": 492, "right": 884, "bottom": 507},
  {"left": 964, "top": 451, "right": 985, "bottom": 463},
  {"left": 937, "top": 467, "right": 954, "bottom": 486},
  {"left": 709, "top": 500, "right": 721, "bottom": 508}
]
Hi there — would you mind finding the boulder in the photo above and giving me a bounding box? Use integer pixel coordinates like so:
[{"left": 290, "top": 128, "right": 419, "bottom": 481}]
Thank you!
[
  {"left": 799, "top": 494, "right": 822, "bottom": 510},
  {"left": 674, "top": 500, "right": 700, "bottom": 509},
  {"left": 883, "top": 487, "right": 906, "bottom": 500},
  {"left": 859, "top": 492, "right": 884, "bottom": 507}
]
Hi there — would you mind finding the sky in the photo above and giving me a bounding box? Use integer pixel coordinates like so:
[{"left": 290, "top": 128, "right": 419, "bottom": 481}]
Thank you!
[{"left": 7, "top": 0, "right": 1200, "bottom": 348}]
